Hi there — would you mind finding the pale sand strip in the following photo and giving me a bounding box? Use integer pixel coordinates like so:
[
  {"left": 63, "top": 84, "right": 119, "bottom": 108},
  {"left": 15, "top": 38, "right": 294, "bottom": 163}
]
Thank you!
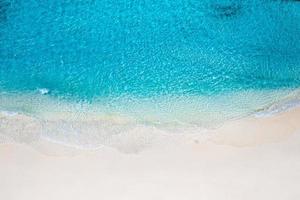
[{"left": 1, "top": 108, "right": 300, "bottom": 200}]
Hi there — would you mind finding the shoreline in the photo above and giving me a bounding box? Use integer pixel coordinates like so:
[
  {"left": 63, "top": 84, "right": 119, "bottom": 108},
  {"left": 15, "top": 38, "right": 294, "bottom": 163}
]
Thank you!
[
  {"left": 1, "top": 88, "right": 300, "bottom": 150},
  {"left": 1, "top": 106, "right": 300, "bottom": 199}
]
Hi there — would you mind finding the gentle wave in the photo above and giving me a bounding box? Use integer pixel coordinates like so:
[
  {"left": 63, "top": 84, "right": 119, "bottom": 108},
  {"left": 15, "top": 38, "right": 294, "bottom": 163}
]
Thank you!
[{"left": 1, "top": 88, "right": 299, "bottom": 149}]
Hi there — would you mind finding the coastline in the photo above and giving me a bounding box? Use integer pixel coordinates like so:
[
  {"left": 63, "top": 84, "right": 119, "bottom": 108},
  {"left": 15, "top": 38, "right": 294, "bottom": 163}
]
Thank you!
[
  {"left": 1, "top": 106, "right": 300, "bottom": 199},
  {"left": 1, "top": 0, "right": 299, "bottom": 199},
  {"left": 1, "top": 87, "right": 300, "bottom": 150}
]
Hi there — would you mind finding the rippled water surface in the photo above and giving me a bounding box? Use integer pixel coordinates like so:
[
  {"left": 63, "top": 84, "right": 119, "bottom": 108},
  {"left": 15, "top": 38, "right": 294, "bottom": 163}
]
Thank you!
[{"left": 0, "top": 0, "right": 300, "bottom": 124}]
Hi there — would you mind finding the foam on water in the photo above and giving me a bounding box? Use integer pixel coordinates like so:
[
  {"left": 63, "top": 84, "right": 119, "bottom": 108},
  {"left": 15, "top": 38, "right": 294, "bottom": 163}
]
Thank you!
[{"left": 1, "top": 88, "right": 300, "bottom": 149}]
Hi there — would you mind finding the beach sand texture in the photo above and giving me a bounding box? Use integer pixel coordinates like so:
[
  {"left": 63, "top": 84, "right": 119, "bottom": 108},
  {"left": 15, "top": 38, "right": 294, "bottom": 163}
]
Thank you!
[{"left": 0, "top": 107, "right": 300, "bottom": 200}]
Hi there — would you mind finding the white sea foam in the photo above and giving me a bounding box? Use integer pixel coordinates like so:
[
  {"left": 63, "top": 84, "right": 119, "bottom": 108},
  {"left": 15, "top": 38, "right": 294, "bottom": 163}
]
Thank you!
[
  {"left": 38, "top": 88, "right": 50, "bottom": 95},
  {"left": 254, "top": 88, "right": 300, "bottom": 118},
  {"left": 0, "top": 88, "right": 299, "bottom": 149},
  {"left": 0, "top": 110, "right": 18, "bottom": 116}
]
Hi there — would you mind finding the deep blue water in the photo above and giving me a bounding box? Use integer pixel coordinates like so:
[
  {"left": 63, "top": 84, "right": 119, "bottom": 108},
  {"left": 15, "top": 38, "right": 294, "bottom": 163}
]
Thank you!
[{"left": 0, "top": 0, "right": 300, "bottom": 100}]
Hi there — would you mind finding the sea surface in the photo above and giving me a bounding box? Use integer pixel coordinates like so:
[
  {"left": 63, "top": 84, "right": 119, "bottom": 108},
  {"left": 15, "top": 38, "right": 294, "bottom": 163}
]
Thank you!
[{"left": 0, "top": 0, "right": 300, "bottom": 147}]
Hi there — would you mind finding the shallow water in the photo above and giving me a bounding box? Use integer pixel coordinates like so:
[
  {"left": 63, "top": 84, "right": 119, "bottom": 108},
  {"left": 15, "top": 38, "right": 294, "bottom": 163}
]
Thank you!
[{"left": 0, "top": 0, "right": 300, "bottom": 147}]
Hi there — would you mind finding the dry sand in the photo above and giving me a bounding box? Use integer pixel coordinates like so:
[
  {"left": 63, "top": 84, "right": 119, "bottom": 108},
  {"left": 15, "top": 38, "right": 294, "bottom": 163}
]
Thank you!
[{"left": 1, "top": 107, "right": 300, "bottom": 200}]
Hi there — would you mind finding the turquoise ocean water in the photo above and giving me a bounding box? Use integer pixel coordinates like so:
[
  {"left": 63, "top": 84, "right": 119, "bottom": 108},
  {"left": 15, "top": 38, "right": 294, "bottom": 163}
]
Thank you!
[{"left": 0, "top": 0, "right": 300, "bottom": 147}]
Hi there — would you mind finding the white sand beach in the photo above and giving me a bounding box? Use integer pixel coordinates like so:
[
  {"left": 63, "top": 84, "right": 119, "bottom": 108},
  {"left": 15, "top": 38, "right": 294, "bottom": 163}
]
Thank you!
[{"left": 1, "top": 107, "right": 300, "bottom": 200}]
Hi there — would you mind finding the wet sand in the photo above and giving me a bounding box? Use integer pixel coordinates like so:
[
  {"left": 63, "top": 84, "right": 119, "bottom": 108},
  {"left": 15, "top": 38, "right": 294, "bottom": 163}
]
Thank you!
[{"left": 1, "top": 107, "right": 300, "bottom": 200}]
